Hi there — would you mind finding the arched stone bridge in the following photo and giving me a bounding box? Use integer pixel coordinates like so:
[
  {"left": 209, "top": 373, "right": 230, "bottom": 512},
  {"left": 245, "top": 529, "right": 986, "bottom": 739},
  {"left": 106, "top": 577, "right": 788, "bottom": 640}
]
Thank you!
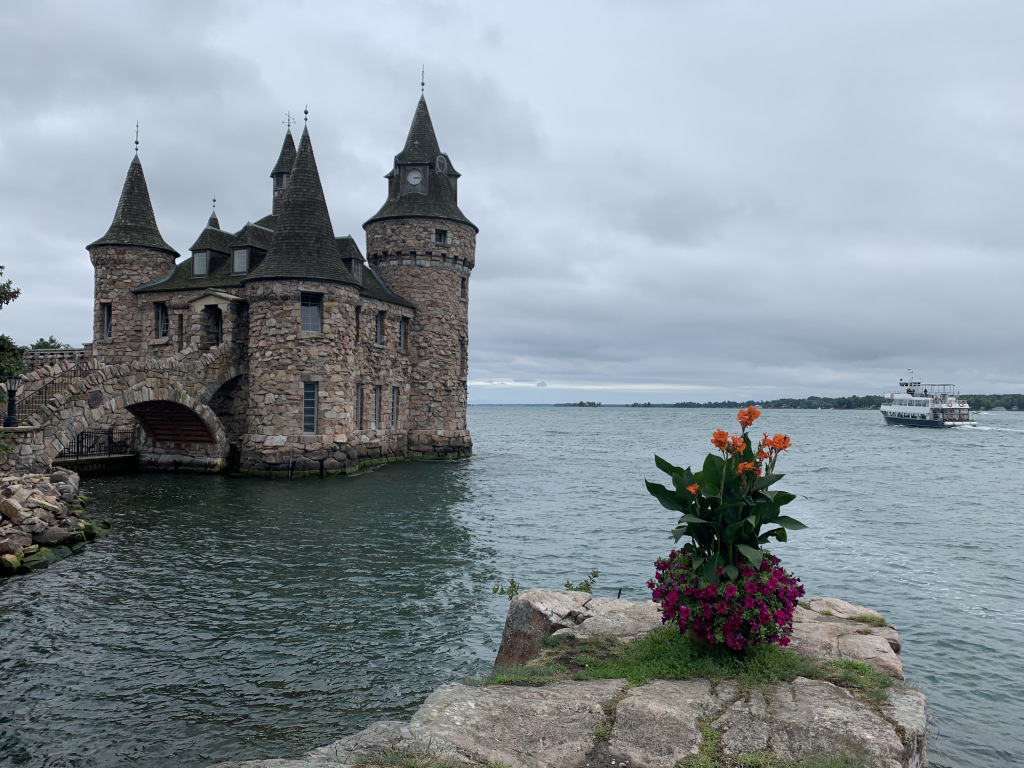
[{"left": 1, "top": 345, "right": 243, "bottom": 473}]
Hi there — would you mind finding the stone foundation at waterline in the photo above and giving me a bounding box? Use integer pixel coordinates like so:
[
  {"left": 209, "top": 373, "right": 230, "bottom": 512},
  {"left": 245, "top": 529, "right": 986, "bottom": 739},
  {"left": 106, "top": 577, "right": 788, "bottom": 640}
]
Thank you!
[
  {"left": 0, "top": 469, "right": 109, "bottom": 576},
  {"left": 214, "top": 589, "right": 927, "bottom": 768}
]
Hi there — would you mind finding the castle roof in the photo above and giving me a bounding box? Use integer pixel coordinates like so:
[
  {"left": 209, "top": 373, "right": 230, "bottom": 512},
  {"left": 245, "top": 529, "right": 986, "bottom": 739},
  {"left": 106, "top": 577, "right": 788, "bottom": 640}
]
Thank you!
[
  {"left": 88, "top": 154, "right": 179, "bottom": 256},
  {"left": 271, "top": 129, "right": 297, "bottom": 176},
  {"left": 189, "top": 224, "right": 234, "bottom": 253},
  {"left": 364, "top": 96, "right": 476, "bottom": 232},
  {"left": 396, "top": 96, "right": 443, "bottom": 165},
  {"left": 336, "top": 236, "right": 414, "bottom": 308},
  {"left": 245, "top": 125, "right": 359, "bottom": 286}
]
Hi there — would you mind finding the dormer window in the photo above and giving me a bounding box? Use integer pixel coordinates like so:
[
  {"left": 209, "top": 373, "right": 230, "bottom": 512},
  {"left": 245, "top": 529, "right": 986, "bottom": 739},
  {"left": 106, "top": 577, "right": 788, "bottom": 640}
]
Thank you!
[
  {"left": 232, "top": 247, "right": 249, "bottom": 275},
  {"left": 434, "top": 229, "right": 448, "bottom": 245},
  {"left": 193, "top": 251, "right": 209, "bottom": 277}
]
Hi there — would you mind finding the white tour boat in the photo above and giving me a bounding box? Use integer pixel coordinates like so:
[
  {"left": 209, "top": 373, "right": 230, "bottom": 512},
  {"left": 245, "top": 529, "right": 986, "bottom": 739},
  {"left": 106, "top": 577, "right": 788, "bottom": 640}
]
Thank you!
[{"left": 881, "top": 371, "right": 976, "bottom": 428}]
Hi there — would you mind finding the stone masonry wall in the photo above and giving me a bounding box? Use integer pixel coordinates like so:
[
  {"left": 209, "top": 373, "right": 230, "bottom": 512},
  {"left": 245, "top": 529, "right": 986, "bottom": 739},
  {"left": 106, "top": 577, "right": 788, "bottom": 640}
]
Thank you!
[
  {"left": 365, "top": 219, "right": 474, "bottom": 457},
  {"left": 89, "top": 245, "right": 178, "bottom": 366},
  {"left": 238, "top": 279, "right": 416, "bottom": 475}
]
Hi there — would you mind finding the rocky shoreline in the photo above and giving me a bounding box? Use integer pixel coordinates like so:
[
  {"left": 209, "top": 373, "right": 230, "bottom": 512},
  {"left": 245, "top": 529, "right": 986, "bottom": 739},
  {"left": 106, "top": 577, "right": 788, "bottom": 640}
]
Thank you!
[
  {"left": 214, "top": 589, "right": 928, "bottom": 768},
  {"left": 0, "top": 467, "right": 110, "bottom": 576}
]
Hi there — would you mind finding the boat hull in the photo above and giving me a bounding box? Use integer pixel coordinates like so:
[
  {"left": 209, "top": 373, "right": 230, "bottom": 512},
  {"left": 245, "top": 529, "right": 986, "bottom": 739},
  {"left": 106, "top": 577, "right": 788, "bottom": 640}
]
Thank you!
[{"left": 881, "top": 414, "right": 976, "bottom": 428}]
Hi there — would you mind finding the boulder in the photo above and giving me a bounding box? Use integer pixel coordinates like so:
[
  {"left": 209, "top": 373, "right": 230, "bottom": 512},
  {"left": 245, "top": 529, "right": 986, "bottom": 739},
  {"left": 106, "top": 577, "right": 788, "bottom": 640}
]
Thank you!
[
  {"left": 21, "top": 548, "right": 58, "bottom": 570},
  {"left": 807, "top": 597, "right": 885, "bottom": 621},
  {"left": 495, "top": 590, "right": 662, "bottom": 667},
  {"left": 304, "top": 720, "right": 415, "bottom": 764},
  {"left": 790, "top": 605, "right": 904, "bottom": 679},
  {"left": 494, "top": 589, "right": 593, "bottom": 667},
  {"left": 0, "top": 497, "right": 24, "bottom": 524},
  {"left": 609, "top": 679, "right": 739, "bottom": 766},
  {"left": 404, "top": 679, "right": 627, "bottom": 768},
  {"left": 763, "top": 677, "right": 906, "bottom": 768}
]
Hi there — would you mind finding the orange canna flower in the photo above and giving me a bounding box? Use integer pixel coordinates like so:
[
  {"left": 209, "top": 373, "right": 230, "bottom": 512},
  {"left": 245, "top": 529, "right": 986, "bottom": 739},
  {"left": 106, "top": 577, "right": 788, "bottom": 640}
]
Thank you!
[
  {"left": 729, "top": 435, "right": 746, "bottom": 454},
  {"left": 756, "top": 449, "right": 771, "bottom": 461},
  {"left": 711, "top": 429, "right": 729, "bottom": 451},
  {"left": 686, "top": 483, "right": 700, "bottom": 495},
  {"left": 736, "top": 461, "right": 761, "bottom": 476},
  {"left": 737, "top": 406, "right": 761, "bottom": 429},
  {"left": 770, "top": 434, "right": 792, "bottom": 452}
]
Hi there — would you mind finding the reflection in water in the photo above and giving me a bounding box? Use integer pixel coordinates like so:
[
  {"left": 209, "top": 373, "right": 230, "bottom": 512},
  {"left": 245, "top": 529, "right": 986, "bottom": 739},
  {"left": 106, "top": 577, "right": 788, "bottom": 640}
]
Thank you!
[
  {"left": 2, "top": 408, "right": 1023, "bottom": 768},
  {"left": 0, "top": 463, "right": 501, "bottom": 767}
]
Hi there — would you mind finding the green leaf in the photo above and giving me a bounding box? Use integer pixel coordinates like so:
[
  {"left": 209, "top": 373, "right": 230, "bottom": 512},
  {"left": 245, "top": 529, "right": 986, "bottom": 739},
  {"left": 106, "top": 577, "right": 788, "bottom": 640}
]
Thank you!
[
  {"left": 703, "top": 555, "right": 719, "bottom": 584},
  {"left": 736, "top": 543, "right": 763, "bottom": 569},
  {"left": 774, "top": 515, "right": 808, "bottom": 530},
  {"left": 645, "top": 480, "right": 684, "bottom": 512},
  {"left": 654, "top": 454, "right": 685, "bottom": 478},
  {"left": 677, "top": 513, "right": 707, "bottom": 525},
  {"left": 770, "top": 491, "right": 797, "bottom": 507},
  {"left": 724, "top": 564, "right": 739, "bottom": 581}
]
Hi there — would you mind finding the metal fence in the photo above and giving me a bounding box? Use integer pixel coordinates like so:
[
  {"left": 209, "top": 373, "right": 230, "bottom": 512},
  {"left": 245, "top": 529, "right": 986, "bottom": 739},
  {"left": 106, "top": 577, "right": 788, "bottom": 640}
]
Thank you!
[
  {"left": 14, "top": 361, "right": 92, "bottom": 421},
  {"left": 57, "top": 427, "right": 139, "bottom": 460}
]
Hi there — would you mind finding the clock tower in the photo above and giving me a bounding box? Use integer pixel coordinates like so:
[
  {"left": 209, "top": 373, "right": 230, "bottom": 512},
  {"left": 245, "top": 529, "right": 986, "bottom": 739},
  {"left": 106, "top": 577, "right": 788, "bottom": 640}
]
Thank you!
[{"left": 363, "top": 95, "right": 476, "bottom": 458}]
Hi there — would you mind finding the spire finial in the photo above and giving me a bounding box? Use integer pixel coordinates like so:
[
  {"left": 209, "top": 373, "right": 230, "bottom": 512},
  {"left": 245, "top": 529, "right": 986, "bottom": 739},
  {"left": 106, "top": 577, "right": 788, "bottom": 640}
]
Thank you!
[
  {"left": 212, "top": 196, "right": 216, "bottom": 211},
  {"left": 283, "top": 111, "right": 295, "bottom": 129},
  {"left": 134, "top": 121, "right": 140, "bottom": 154},
  {"left": 421, "top": 65, "right": 425, "bottom": 95},
  {"left": 303, "top": 105, "right": 308, "bottom": 124}
]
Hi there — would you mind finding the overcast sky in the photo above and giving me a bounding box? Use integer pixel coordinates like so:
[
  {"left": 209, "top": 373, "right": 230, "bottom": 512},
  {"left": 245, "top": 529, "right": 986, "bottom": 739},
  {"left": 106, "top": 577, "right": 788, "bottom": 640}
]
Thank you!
[{"left": 1, "top": 1, "right": 1022, "bottom": 404}]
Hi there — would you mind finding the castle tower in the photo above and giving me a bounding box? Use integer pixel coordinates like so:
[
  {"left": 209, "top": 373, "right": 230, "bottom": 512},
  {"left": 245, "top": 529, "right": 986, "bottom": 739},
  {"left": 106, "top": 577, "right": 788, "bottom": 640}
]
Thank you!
[
  {"left": 87, "top": 151, "right": 179, "bottom": 365},
  {"left": 240, "top": 124, "right": 362, "bottom": 473},
  {"left": 270, "top": 128, "right": 297, "bottom": 217},
  {"left": 363, "top": 95, "right": 476, "bottom": 457}
]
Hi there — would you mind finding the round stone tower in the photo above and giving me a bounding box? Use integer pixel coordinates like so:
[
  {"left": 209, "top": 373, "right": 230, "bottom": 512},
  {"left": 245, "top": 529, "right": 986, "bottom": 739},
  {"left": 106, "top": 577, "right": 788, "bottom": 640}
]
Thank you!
[
  {"left": 87, "top": 152, "right": 179, "bottom": 365},
  {"left": 363, "top": 95, "right": 476, "bottom": 457}
]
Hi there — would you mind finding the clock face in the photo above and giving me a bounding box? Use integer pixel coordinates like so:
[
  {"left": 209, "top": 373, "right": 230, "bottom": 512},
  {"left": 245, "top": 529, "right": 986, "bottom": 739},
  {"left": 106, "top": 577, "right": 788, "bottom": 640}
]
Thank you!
[{"left": 406, "top": 169, "right": 423, "bottom": 186}]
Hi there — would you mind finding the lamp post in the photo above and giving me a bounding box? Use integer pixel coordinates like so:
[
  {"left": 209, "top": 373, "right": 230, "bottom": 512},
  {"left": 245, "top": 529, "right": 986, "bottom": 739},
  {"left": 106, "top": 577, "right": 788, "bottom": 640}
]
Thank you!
[{"left": 3, "top": 375, "right": 19, "bottom": 428}]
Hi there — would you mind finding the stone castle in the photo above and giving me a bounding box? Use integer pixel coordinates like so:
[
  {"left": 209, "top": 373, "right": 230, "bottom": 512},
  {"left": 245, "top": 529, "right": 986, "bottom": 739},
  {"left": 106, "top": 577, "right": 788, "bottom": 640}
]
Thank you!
[{"left": 80, "top": 95, "right": 474, "bottom": 475}]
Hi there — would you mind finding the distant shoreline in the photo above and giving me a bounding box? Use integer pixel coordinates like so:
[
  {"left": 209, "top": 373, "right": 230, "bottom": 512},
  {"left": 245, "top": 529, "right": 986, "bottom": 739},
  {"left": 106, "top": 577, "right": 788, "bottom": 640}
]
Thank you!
[{"left": 471, "top": 395, "right": 1024, "bottom": 410}]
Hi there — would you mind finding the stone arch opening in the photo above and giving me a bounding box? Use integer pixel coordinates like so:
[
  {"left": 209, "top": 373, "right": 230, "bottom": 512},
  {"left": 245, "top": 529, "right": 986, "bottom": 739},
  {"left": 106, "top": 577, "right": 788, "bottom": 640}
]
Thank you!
[{"left": 127, "top": 401, "right": 216, "bottom": 443}]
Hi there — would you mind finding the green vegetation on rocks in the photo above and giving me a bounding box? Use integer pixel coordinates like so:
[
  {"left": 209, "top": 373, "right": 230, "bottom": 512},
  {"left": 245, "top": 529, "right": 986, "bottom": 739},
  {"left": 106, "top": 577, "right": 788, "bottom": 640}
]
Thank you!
[{"left": 485, "top": 625, "right": 893, "bottom": 705}]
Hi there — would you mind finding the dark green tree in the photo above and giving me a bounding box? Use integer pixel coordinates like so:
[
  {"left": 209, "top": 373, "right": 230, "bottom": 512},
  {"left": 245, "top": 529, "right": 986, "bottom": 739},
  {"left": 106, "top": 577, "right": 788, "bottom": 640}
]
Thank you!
[
  {"left": 0, "top": 265, "right": 19, "bottom": 310},
  {"left": 30, "top": 336, "right": 72, "bottom": 350}
]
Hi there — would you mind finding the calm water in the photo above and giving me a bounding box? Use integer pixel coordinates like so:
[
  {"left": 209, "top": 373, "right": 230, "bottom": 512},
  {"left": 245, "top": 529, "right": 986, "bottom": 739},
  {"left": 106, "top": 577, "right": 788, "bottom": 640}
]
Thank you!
[{"left": 1, "top": 407, "right": 1022, "bottom": 768}]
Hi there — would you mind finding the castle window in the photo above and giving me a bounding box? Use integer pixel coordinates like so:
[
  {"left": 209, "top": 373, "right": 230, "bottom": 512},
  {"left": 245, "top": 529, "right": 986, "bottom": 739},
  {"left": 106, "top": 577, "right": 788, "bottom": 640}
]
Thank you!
[
  {"left": 354, "top": 306, "right": 361, "bottom": 341},
  {"left": 155, "top": 303, "right": 169, "bottom": 338},
  {"left": 193, "top": 251, "right": 209, "bottom": 277},
  {"left": 232, "top": 248, "right": 249, "bottom": 275},
  {"left": 434, "top": 229, "right": 448, "bottom": 245},
  {"left": 459, "top": 336, "right": 467, "bottom": 378},
  {"left": 391, "top": 386, "right": 399, "bottom": 428},
  {"left": 102, "top": 303, "right": 112, "bottom": 339},
  {"left": 355, "top": 383, "right": 363, "bottom": 429},
  {"left": 399, "top": 317, "right": 408, "bottom": 350},
  {"left": 461, "top": 277, "right": 467, "bottom": 299},
  {"left": 374, "top": 385, "right": 382, "bottom": 428},
  {"left": 202, "top": 305, "right": 222, "bottom": 346},
  {"left": 302, "top": 381, "right": 318, "bottom": 434},
  {"left": 301, "top": 293, "right": 322, "bottom": 333},
  {"left": 375, "top": 311, "right": 385, "bottom": 345}
]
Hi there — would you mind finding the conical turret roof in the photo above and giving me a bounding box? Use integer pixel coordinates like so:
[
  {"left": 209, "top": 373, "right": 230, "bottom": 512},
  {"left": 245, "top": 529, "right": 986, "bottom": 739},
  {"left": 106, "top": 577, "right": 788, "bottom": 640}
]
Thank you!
[
  {"left": 395, "top": 96, "right": 442, "bottom": 165},
  {"left": 271, "top": 129, "right": 297, "bottom": 176},
  {"left": 245, "top": 126, "right": 358, "bottom": 285},
  {"left": 89, "top": 154, "right": 178, "bottom": 256}
]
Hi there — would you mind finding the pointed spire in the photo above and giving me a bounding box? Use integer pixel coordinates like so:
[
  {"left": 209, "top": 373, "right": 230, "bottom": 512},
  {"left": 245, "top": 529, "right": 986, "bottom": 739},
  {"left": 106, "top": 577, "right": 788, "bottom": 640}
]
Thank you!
[
  {"left": 88, "top": 153, "right": 178, "bottom": 256},
  {"left": 396, "top": 95, "right": 442, "bottom": 164},
  {"left": 207, "top": 197, "right": 219, "bottom": 229},
  {"left": 271, "top": 128, "right": 297, "bottom": 176},
  {"left": 245, "top": 125, "right": 357, "bottom": 285}
]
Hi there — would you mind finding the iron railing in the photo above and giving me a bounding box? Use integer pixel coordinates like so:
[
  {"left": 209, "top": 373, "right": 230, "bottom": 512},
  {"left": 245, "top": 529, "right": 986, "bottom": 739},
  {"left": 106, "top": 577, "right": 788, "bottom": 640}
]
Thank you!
[
  {"left": 14, "top": 361, "right": 92, "bottom": 421},
  {"left": 56, "top": 427, "right": 139, "bottom": 460}
]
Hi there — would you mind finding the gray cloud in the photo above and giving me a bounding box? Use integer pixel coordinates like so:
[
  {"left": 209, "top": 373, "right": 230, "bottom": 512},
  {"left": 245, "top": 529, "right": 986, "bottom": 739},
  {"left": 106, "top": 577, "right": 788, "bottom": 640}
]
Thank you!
[{"left": 1, "top": 0, "right": 1022, "bottom": 401}]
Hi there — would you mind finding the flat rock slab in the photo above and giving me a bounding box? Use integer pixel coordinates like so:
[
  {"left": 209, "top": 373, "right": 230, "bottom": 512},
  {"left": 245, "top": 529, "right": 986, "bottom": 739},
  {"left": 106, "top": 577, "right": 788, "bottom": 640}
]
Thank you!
[
  {"left": 495, "top": 590, "right": 662, "bottom": 667},
  {"left": 609, "top": 679, "right": 739, "bottom": 766},
  {"left": 790, "top": 606, "right": 905, "bottom": 679},
  {"left": 213, "top": 761, "right": 327, "bottom": 768},
  {"left": 403, "top": 679, "right": 627, "bottom": 768},
  {"left": 305, "top": 720, "right": 416, "bottom": 764}
]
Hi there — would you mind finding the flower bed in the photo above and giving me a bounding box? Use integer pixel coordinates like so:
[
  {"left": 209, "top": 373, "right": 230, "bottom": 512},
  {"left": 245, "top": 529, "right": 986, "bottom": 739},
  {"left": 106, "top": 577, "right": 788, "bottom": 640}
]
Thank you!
[{"left": 649, "top": 549, "right": 805, "bottom": 650}]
